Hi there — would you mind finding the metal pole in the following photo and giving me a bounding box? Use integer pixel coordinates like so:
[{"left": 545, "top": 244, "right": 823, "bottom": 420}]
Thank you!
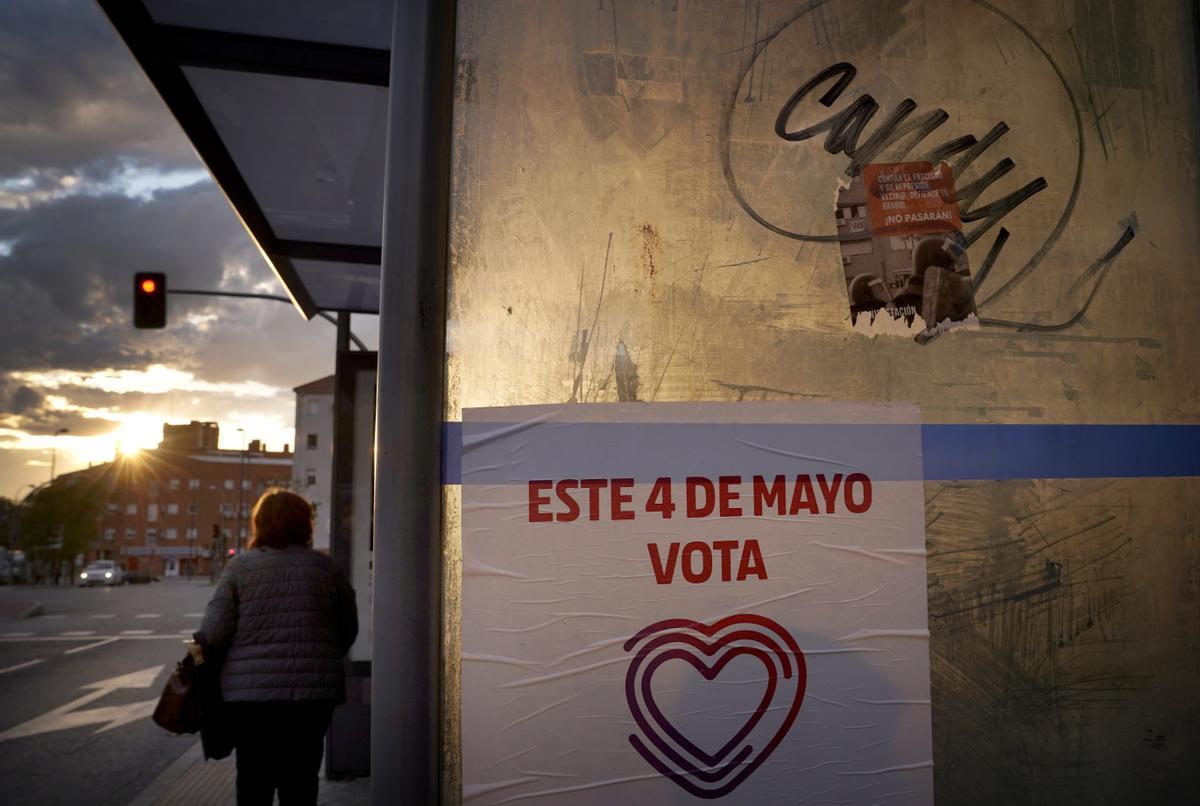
[
  {"left": 50, "top": 428, "right": 68, "bottom": 481},
  {"left": 336, "top": 311, "right": 352, "bottom": 354},
  {"left": 372, "top": 1, "right": 456, "bottom": 803},
  {"left": 167, "top": 289, "right": 370, "bottom": 351}
]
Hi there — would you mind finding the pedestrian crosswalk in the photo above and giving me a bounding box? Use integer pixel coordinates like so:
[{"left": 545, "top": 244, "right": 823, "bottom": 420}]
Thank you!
[
  {"left": 0, "top": 613, "right": 206, "bottom": 644},
  {"left": 0, "top": 658, "right": 45, "bottom": 675}
]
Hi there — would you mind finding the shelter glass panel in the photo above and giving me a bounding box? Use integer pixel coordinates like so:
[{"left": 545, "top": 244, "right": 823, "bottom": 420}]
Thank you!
[{"left": 184, "top": 67, "right": 388, "bottom": 247}]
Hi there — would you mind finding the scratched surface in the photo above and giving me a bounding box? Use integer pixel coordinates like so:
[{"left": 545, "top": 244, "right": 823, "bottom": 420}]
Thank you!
[{"left": 442, "top": 1, "right": 1200, "bottom": 803}]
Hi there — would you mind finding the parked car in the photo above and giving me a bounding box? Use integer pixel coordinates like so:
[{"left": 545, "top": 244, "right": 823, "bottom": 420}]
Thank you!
[{"left": 79, "top": 560, "right": 123, "bottom": 586}]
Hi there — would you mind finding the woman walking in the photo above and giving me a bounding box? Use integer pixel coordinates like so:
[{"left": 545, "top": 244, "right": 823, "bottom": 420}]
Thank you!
[{"left": 198, "top": 488, "right": 358, "bottom": 805}]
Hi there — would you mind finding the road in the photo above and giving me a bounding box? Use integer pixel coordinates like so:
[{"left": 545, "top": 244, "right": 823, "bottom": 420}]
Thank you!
[{"left": 0, "top": 580, "right": 214, "bottom": 806}]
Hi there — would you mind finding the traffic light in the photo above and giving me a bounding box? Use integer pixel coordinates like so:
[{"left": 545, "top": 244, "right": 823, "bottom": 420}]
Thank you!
[{"left": 133, "top": 272, "right": 166, "bottom": 328}]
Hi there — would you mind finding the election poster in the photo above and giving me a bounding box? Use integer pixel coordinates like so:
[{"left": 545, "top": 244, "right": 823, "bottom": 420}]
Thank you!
[
  {"left": 461, "top": 402, "right": 933, "bottom": 804},
  {"left": 838, "top": 161, "right": 978, "bottom": 339}
]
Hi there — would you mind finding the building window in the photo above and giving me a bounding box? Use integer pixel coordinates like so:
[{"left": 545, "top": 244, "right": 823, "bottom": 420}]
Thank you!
[
  {"left": 224, "top": 479, "right": 235, "bottom": 490},
  {"left": 307, "top": 399, "right": 320, "bottom": 416},
  {"left": 221, "top": 503, "right": 234, "bottom": 518},
  {"left": 148, "top": 481, "right": 159, "bottom": 497},
  {"left": 242, "top": 479, "right": 252, "bottom": 490},
  {"left": 147, "top": 503, "right": 159, "bottom": 522},
  {"left": 306, "top": 433, "right": 318, "bottom": 449},
  {"left": 168, "top": 478, "right": 180, "bottom": 491},
  {"left": 107, "top": 502, "right": 119, "bottom": 514},
  {"left": 125, "top": 527, "right": 135, "bottom": 540},
  {"left": 104, "top": 528, "right": 116, "bottom": 541},
  {"left": 841, "top": 238, "right": 873, "bottom": 257},
  {"left": 186, "top": 527, "right": 197, "bottom": 540},
  {"left": 239, "top": 503, "right": 249, "bottom": 517},
  {"left": 166, "top": 503, "right": 179, "bottom": 515},
  {"left": 188, "top": 504, "right": 199, "bottom": 515},
  {"left": 239, "top": 526, "right": 248, "bottom": 539},
  {"left": 306, "top": 469, "right": 317, "bottom": 486},
  {"left": 188, "top": 478, "right": 200, "bottom": 490},
  {"left": 165, "top": 528, "right": 178, "bottom": 540},
  {"left": 126, "top": 503, "right": 138, "bottom": 515},
  {"left": 146, "top": 529, "right": 158, "bottom": 544}
]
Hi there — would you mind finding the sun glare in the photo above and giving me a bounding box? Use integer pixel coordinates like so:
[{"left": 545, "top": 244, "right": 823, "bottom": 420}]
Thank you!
[{"left": 112, "top": 413, "right": 165, "bottom": 458}]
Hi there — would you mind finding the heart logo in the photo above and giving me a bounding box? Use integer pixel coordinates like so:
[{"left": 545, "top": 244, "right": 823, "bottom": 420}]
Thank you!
[{"left": 624, "top": 614, "right": 806, "bottom": 799}]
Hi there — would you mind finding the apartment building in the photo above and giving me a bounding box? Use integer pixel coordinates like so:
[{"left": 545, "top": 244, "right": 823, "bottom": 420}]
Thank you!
[
  {"left": 88, "top": 421, "right": 292, "bottom": 577},
  {"left": 293, "top": 375, "right": 335, "bottom": 551}
]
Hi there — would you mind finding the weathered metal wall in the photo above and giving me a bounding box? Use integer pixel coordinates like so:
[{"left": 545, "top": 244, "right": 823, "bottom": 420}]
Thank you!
[{"left": 443, "top": 1, "right": 1200, "bottom": 802}]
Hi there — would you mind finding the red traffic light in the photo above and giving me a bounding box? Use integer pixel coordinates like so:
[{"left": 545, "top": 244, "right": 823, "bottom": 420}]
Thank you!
[
  {"left": 133, "top": 272, "right": 166, "bottom": 329},
  {"left": 227, "top": 548, "right": 236, "bottom": 556}
]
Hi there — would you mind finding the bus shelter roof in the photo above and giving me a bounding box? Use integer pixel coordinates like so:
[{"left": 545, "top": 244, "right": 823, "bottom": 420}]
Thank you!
[{"left": 99, "top": 0, "right": 394, "bottom": 318}]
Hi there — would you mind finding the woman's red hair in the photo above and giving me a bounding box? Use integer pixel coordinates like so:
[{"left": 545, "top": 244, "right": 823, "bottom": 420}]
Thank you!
[{"left": 248, "top": 488, "right": 313, "bottom": 550}]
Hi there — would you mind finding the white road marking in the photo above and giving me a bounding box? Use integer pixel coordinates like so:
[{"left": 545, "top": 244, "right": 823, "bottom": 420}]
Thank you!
[
  {"left": 89, "top": 614, "right": 115, "bottom": 619},
  {"left": 183, "top": 613, "right": 204, "bottom": 618},
  {"left": 65, "top": 637, "right": 119, "bottom": 655},
  {"left": 0, "top": 666, "right": 163, "bottom": 742},
  {"left": 60, "top": 630, "right": 96, "bottom": 637},
  {"left": 0, "top": 658, "right": 45, "bottom": 675},
  {"left": 120, "top": 630, "right": 154, "bottom": 635},
  {"left": 40, "top": 614, "right": 65, "bottom": 619},
  {"left": 1, "top": 632, "right": 34, "bottom": 637},
  {"left": 135, "top": 614, "right": 161, "bottom": 619},
  {"left": 178, "top": 629, "right": 196, "bottom": 634}
]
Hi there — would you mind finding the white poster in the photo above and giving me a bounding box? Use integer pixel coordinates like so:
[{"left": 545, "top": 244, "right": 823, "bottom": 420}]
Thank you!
[{"left": 462, "top": 403, "right": 932, "bottom": 804}]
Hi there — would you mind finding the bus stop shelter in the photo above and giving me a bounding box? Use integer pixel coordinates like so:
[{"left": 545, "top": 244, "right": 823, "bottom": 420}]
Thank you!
[{"left": 101, "top": 1, "right": 1200, "bottom": 804}]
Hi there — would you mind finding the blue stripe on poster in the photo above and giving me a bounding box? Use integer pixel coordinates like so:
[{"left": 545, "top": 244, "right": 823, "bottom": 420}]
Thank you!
[
  {"left": 919, "top": 424, "right": 1200, "bottom": 481},
  {"left": 440, "top": 422, "right": 1200, "bottom": 484}
]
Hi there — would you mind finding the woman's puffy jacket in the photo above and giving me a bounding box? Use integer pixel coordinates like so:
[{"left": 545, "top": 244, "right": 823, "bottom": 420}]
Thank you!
[{"left": 200, "top": 546, "right": 358, "bottom": 702}]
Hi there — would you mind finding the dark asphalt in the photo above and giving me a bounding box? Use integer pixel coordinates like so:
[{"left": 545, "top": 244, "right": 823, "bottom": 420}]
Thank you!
[{"left": 0, "top": 580, "right": 216, "bottom": 806}]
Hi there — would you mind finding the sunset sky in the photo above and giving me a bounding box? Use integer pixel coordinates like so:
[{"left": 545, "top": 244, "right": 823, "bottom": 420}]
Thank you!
[{"left": 0, "top": 0, "right": 377, "bottom": 498}]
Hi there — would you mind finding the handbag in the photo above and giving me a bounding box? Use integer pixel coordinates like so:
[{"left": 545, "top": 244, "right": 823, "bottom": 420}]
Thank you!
[{"left": 152, "top": 653, "right": 202, "bottom": 734}]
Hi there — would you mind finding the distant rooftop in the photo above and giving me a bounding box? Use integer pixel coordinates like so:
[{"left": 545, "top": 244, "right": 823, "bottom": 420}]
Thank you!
[
  {"left": 160, "top": 420, "right": 219, "bottom": 452},
  {"left": 294, "top": 375, "right": 336, "bottom": 395},
  {"left": 158, "top": 421, "right": 290, "bottom": 456}
]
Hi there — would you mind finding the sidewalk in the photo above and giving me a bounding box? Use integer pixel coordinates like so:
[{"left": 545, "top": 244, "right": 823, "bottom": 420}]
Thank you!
[{"left": 129, "top": 739, "right": 369, "bottom": 806}]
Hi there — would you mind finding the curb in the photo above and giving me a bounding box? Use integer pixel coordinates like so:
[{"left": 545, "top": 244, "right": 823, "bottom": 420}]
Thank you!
[
  {"left": 22, "top": 601, "right": 43, "bottom": 619},
  {"left": 127, "top": 738, "right": 212, "bottom": 806}
]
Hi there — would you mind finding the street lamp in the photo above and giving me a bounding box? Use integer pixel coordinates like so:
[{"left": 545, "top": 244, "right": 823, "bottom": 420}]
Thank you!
[
  {"left": 235, "top": 428, "right": 247, "bottom": 552},
  {"left": 49, "top": 428, "right": 69, "bottom": 481}
]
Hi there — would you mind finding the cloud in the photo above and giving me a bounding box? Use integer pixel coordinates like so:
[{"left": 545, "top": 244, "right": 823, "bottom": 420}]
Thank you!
[
  {"left": 12, "top": 365, "right": 281, "bottom": 399},
  {"left": 0, "top": 0, "right": 196, "bottom": 180},
  {"left": 6, "top": 384, "right": 43, "bottom": 414},
  {"left": 0, "top": 182, "right": 259, "bottom": 372}
]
